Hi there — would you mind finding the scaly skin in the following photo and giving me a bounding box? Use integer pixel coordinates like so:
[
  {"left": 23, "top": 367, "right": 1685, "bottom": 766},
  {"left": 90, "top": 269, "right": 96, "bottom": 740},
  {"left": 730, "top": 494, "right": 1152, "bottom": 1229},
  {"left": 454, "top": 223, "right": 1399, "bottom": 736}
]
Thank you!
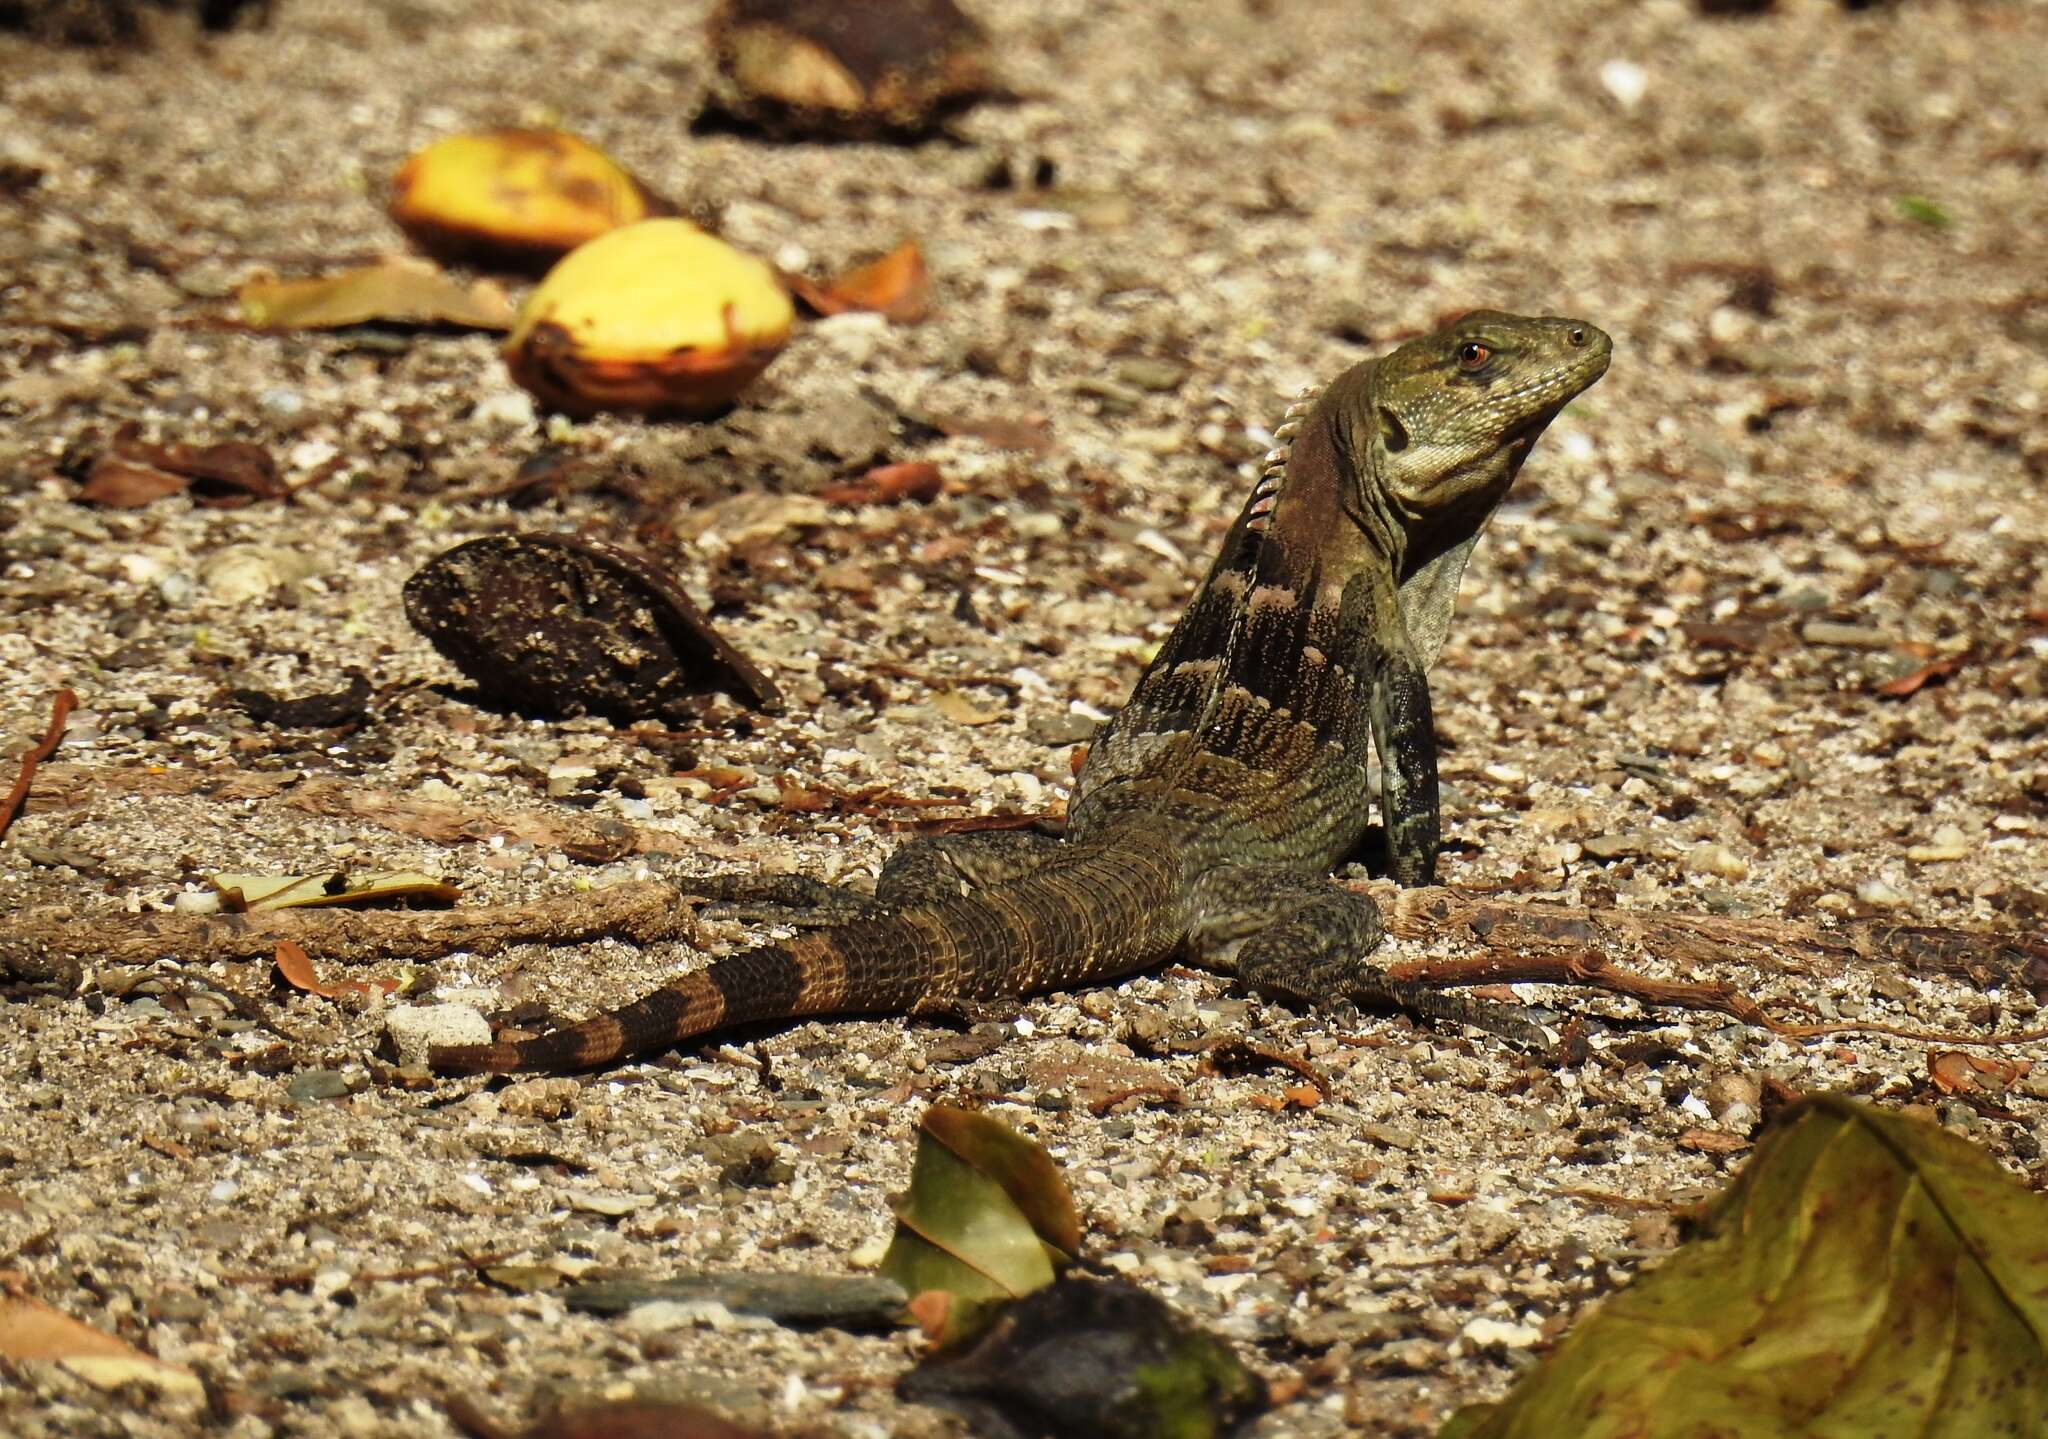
[{"left": 430, "top": 311, "right": 1612, "bottom": 1074}]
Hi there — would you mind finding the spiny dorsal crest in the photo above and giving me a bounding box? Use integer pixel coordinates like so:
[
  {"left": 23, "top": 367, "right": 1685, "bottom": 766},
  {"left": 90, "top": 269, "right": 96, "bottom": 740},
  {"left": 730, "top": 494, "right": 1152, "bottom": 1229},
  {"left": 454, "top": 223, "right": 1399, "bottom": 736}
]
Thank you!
[{"left": 1243, "top": 383, "right": 1321, "bottom": 533}]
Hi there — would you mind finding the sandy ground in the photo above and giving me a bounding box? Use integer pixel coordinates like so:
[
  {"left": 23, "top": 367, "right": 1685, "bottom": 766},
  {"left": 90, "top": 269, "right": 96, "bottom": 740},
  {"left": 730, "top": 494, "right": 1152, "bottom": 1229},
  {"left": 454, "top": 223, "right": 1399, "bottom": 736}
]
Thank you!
[{"left": 2, "top": 0, "right": 2045, "bottom": 1435}]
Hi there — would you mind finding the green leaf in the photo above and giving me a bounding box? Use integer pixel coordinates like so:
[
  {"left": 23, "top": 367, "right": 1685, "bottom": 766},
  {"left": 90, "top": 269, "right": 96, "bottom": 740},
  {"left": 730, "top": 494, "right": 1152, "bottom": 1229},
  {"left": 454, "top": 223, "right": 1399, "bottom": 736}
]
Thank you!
[
  {"left": 1894, "top": 194, "right": 1953, "bottom": 229},
  {"left": 879, "top": 1105, "right": 1079, "bottom": 1345},
  {"left": 1441, "top": 1094, "right": 2048, "bottom": 1439}
]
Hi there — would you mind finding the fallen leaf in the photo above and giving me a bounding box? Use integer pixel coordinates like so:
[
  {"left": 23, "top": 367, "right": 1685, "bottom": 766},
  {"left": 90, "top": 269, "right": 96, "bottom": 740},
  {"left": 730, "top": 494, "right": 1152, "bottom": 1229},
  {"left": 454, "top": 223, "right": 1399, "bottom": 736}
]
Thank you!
[
  {"left": 78, "top": 428, "right": 284, "bottom": 509},
  {"left": 931, "top": 411, "right": 1055, "bottom": 454},
  {"left": 77, "top": 458, "right": 190, "bottom": 507},
  {"left": 1439, "top": 1095, "right": 2048, "bottom": 1439},
  {"left": 816, "top": 460, "right": 945, "bottom": 505},
  {"left": 273, "top": 939, "right": 399, "bottom": 1000},
  {"left": 211, "top": 871, "right": 460, "bottom": 911},
  {"left": 0, "top": 1286, "right": 202, "bottom": 1399},
  {"left": 238, "top": 259, "right": 515, "bottom": 331},
  {"left": 880, "top": 1105, "right": 1079, "bottom": 1347},
  {"left": 444, "top": 1395, "right": 774, "bottom": 1439},
  {"left": 405, "top": 534, "right": 783, "bottom": 721},
  {"left": 1928, "top": 1050, "right": 2025, "bottom": 1096},
  {"left": 787, "top": 240, "right": 931, "bottom": 322},
  {"left": 1876, "top": 654, "right": 1966, "bottom": 698}
]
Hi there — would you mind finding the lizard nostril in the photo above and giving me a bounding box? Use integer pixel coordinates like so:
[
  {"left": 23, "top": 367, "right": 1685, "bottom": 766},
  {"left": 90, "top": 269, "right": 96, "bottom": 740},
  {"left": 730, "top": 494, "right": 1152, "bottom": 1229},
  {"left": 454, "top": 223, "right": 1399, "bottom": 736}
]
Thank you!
[{"left": 1566, "top": 326, "right": 1587, "bottom": 347}]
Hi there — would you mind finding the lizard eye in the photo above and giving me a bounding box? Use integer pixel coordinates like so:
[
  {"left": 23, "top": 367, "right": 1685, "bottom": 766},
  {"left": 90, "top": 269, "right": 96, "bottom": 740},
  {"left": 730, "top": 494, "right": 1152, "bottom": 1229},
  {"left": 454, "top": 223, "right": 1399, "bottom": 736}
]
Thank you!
[{"left": 1457, "top": 341, "right": 1492, "bottom": 370}]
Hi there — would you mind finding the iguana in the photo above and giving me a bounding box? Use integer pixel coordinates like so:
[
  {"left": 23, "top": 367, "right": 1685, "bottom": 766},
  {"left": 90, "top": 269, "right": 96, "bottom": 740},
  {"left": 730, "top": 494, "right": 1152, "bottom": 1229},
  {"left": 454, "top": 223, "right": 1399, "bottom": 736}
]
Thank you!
[{"left": 429, "top": 311, "right": 1612, "bottom": 1074}]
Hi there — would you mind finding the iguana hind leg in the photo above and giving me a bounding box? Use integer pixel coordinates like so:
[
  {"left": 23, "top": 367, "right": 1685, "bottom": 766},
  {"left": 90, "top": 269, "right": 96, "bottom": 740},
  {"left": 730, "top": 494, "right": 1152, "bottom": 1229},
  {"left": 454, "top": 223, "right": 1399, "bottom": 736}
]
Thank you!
[
  {"left": 1186, "top": 866, "right": 1549, "bottom": 1048},
  {"left": 693, "top": 829, "right": 1064, "bottom": 925},
  {"left": 874, "top": 828, "right": 1064, "bottom": 907}
]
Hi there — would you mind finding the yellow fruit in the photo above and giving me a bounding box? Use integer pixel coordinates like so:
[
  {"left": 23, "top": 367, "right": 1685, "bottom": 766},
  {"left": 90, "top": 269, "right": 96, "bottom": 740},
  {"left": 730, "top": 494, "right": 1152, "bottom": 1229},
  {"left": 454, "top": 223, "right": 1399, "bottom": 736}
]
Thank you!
[
  {"left": 389, "top": 129, "right": 660, "bottom": 270},
  {"left": 503, "top": 219, "right": 795, "bottom": 419}
]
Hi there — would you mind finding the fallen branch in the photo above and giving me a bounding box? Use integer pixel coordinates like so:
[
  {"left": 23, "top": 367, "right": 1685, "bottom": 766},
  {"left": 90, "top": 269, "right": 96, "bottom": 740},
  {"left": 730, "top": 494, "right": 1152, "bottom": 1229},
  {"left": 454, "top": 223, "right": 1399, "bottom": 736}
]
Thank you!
[
  {"left": 0, "top": 688, "right": 76, "bottom": 845},
  {"left": 0, "top": 880, "right": 696, "bottom": 987},
  {"left": 1374, "top": 885, "right": 2047, "bottom": 988},
  {"left": 1374, "top": 885, "right": 2048, "bottom": 1049}
]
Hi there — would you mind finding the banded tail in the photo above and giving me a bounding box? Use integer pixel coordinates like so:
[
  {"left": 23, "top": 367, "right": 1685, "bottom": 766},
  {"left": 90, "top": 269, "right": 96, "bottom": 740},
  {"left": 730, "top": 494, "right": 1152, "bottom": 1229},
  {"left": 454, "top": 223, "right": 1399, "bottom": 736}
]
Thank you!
[{"left": 428, "top": 839, "right": 1187, "bottom": 1074}]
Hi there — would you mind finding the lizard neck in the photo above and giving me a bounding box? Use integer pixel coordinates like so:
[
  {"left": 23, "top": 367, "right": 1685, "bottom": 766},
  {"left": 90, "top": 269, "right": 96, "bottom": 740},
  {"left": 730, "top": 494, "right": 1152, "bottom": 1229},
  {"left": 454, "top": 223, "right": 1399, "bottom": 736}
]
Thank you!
[{"left": 1260, "top": 366, "right": 1402, "bottom": 614}]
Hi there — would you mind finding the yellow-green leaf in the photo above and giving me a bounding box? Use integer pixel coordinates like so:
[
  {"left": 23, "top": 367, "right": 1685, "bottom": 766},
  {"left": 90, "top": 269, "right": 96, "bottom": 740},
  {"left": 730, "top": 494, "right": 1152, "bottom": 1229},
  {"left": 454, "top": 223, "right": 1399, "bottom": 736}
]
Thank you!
[
  {"left": 211, "top": 871, "right": 459, "bottom": 911},
  {"left": 879, "top": 1105, "right": 1079, "bottom": 1345},
  {"left": 238, "top": 260, "right": 515, "bottom": 331},
  {"left": 1441, "top": 1094, "right": 2048, "bottom": 1439}
]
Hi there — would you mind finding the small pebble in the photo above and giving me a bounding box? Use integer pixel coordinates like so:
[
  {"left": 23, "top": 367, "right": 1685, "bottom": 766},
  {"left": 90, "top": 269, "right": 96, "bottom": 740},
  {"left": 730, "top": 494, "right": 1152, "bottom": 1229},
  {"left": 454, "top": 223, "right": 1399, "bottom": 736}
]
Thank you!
[
  {"left": 1685, "top": 843, "right": 1750, "bottom": 881},
  {"left": 1598, "top": 59, "right": 1649, "bottom": 109},
  {"left": 1115, "top": 357, "right": 1188, "bottom": 392},
  {"left": 258, "top": 387, "right": 307, "bottom": 423},
  {"left": 287, "top": 1070, "right": 350, "bottom": 1104},
  {"left": 1799, "top": 621, "right": 1892, "bottom": 650},
  {"left": 1905, "top": 823, "right": 1971, "bottom": 863},
  {"left": 385, "top": 1003, "right": 492, "bottom": 1066}
]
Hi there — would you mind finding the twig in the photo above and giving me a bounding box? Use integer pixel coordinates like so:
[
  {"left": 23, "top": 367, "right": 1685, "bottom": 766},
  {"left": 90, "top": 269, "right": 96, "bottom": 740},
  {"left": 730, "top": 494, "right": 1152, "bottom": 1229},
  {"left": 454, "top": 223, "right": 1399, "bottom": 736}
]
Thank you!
[
  {"left": 0, "top": 880, "right": 696, "bottom": 987},
  {"left": 1377, "top": 887, "right": 2048, "bottom": 1049},
  {"left": 0, "top": 688, "right": 75, "bottom": 845}
]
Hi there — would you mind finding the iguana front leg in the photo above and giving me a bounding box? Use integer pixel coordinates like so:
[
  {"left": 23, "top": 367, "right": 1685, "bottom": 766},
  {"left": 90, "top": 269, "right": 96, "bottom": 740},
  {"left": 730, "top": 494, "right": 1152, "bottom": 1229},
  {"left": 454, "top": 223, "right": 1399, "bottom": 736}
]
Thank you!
[
  {"left": 1185, "top": 865, "right": 1549, "bottom": 1048},
  {"left": 1372, "top": 646, "right": 1441, "bottom": 887}
]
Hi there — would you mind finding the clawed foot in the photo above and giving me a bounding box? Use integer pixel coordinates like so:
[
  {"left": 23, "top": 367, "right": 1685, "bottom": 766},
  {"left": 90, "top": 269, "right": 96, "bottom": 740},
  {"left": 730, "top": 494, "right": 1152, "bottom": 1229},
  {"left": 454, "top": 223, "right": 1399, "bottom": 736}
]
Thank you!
[
  {"left": 686, "top": 873, "right": 880, "bottom": 928},
  {"left": 1377, "top": 984, "right": 1558, "bottom": 1054},
  {"left": 909, "top": 993, "right": 1022, "bottom": 1027}
]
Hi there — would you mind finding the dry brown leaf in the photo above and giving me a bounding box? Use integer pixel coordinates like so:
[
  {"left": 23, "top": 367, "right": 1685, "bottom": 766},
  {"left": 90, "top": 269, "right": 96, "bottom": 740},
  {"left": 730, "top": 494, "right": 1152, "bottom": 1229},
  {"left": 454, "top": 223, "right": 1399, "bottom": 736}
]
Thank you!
[
  {"left": 273, "top": 939, "right": 399, "bottom": 1000},
  {"left": 1929, "top": 1050, "right": 2027, "bottom": 1095},
  {"left": 787, "top": 240, "right": 931, "bottom": 322},
  {"left": 239, "top": 259, "right": 515, "bottom": 331},
  {"left": 931, "top": 411, "right": 1055, "bottom": 454},
  {"left": 0, "top": 1286, "right": 202, "bottom": 1399},
  {"left": 77, "top": 429, "right": 284, "bottom": 509},
  {"left": 817, "top": 460, "right": 945, "bottom": 505},
  {"left": 444, "top": 1395, "right": 774, "bottom": 1439},
  {"left": 1876, "top": 655, "right": 1966, "bottom": 698}
]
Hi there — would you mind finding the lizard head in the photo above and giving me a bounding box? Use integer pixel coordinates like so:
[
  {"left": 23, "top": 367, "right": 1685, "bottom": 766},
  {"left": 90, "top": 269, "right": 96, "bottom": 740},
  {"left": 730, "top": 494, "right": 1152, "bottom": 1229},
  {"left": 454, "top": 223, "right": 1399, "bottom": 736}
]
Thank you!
[{"left": 1360, "top": 310, "right": 1611, "bottom": 522}]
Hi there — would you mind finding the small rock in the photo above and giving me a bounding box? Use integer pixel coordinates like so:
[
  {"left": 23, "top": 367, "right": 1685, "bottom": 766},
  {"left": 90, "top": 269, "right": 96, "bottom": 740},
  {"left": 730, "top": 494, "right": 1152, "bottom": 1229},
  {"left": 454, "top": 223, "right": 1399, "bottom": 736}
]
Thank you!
[
  {"left": 257, "top": 387, "right": 308, "bottom": 424},
  {"left": 1856, "top": 879, "right": 1911, "bottom": 909},
  {"left": 1905, "top": 823, "right": 1971, "bottom": 863},
  {"left": 1685, "top": 842, "right": 1750, "bottom": 881},
  {"left": 385, "top": 1003, "right": 492, "bottom": 1066},
  {"left": 1699, "top": 1072, "right": 1761, "bottom": 1126},
  {"left": 199, "top": 544, "right": 319, "bottom": 604},
  {"left": 286, "top": 1069, "right": 350, "bottom": 1104},
  {"left": 470, "top": 390, "right": 537, "bottom": 429},
  {"left": 499, "top": 1077, "right": 581, "bottom": 1119},
  {"left": 1597, "top": 59, "right": 1650, "bottom": 110},
  {"left": 565, "top": 1189, "right": 656, "bottom": 1217},
  {"left": 1461, "top": 1315, "right": 1542, "bottom": 1351},
  {"left": 1358, "top": 1123, "right": 1418, "bottom": 1151},
  {"left": 1799, "top": 620, "right": 1893, "bottom": 650},
  {"left": 1581, "top": 831, "right": 1665, "bottom": 861},
  {"left": 1025, "top": 710, "right": 1095, "bottom": 746},
  {"left": 1114, "top": 357, "right": 1189, "bottom": 393}
]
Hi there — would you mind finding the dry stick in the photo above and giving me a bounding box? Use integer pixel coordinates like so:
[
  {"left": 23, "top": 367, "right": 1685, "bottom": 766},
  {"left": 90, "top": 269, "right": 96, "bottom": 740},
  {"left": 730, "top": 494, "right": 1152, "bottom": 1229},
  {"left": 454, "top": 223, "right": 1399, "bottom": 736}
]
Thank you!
[
  {"left": 1378, "top": 887, "right": 2048, "bottom": 1049},
  {"left": 0, "top": 880, "right": 696, "bottom": 987},
  {"left": 0, "top": 688, "right": 76, "bottom": 844}
]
